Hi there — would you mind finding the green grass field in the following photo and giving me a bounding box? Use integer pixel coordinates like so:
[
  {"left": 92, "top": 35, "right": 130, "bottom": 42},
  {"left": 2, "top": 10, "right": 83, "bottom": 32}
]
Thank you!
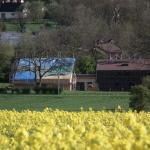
[
  {"left": 4, "top": 21, "right": 57, "bottom": 32},
  {"left": 0, "top": 91, "right": 130, "bottom": 111}
]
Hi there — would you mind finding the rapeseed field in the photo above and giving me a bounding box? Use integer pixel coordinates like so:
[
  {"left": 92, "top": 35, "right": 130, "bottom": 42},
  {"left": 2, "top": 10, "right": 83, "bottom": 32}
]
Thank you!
[{"left": 0, "top": 109, "right": 150, "bottom": 150}]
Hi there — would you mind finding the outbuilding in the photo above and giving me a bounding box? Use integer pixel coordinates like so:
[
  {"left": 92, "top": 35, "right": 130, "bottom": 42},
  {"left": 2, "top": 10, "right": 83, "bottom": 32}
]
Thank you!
[
  {"left": 10, "top": 58, "right": 76, "bottom": 91},
  {"left": 96, "top": 59, "right": 150, "bottom": 91},
  {"left": 0, "top": 0, "right": 24, "bottom": 20},
  {"left": 76, "top": 74, "right": 97, "bottom": 91}
]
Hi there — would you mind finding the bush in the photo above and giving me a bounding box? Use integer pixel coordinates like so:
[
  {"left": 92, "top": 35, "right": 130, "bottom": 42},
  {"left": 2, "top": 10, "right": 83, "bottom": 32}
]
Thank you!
[
  {"left": 0, "top": 87, "right": 62, "bottom": 95},
  {"left": 22, "top": 88, "right": 31, "bottom": 94},
  {"left": 142, "top": 76, "right": 150, "bottom": 89},
  {"left": 0, "top": 22, "right": 6, "bottom": 31},
  {"left": 44, "top": 22, "right": 52, "bottom": 27},
  {"left": 0, "top": 88, "right": 6, "bottom": 94},
  {"left": 13, "top": 88, "right": 22, "bottom": 94},
  {"left": 129, "top": 85, "right": 150, "bottom": 112},
  {"left": 33, "top": 87, "right": 41, "bottom": 94},
  {"left": 33, "top": 87, "right": 62, "bottom": 95}
]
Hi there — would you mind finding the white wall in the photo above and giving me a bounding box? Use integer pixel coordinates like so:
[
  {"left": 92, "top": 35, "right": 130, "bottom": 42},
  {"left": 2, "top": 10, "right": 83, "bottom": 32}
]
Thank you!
[
  {"left": 1, "top": 0, "right": 24, "bottom": 3},
  {"left": 0, "top": 12, "right": 19, "bottom": 19}
]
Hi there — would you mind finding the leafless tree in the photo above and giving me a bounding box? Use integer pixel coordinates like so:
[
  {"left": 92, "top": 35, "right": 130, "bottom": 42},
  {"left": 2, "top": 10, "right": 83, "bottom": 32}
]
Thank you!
[{"left": 15, "top": 29, "right": 65, "bottom": 87}]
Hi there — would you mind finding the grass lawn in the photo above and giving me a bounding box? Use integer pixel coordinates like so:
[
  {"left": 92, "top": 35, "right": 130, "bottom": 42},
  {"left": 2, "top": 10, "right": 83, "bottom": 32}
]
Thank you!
[
  {"left": 4, "top": 21, "right": 57, "bottom": 32},
  {"left": 0, "top": 91, "right": 130, "bottom": 111},
  {"left": 5, "top": 23, "right": 19, "bottom": 31}
]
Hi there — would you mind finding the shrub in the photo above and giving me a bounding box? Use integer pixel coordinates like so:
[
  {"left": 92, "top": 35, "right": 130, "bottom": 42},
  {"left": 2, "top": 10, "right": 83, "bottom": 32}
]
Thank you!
[
  {"left": 142, "top": 76, "right": 150, "bottom": 89},
  {"left": 33, "top": 87, "right": 41, "bottom": 94},
  {"left": 129, "top": 85, "right": 150, "bottom": 112},
  {"left": 44, "top": 22, "right": 52, "bottom": 27},
  {"left": 0, "top": 22, "right": 6, "bottom": 31},
  {"left": 13, "top": 88, "right": 22, "bottom": 94},
  {"left": 22, "top": 88, "right": 31, "bottom": 94},
  {"left": 0, "top": 87, "right": 62, "bottom": 95},
  {"left": 0, "top": 88, "right": 6, "bottom": 94},
  {"left": 33, "top": 87, "right": 62, "bottom": 95}
]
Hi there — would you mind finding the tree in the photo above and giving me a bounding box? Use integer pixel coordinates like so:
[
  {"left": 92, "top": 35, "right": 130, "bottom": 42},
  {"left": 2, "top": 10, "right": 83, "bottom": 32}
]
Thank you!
[
  {"left": 142, "top": 76, "right": 150, "bottom": 89},
  {"left": 75, "top": 56, "right": 96, "bottom": 74},
  {"left": 129, "top": 76, "right": 150, "bottom": 112},
  {"left": 17, "top": 4, "right": 26, "bottom": 32},
  {"left": 25, "top": 1, "right": 45, "bottom": 21},
  {"left": 56, "top": 4, "right": 109, "bottom": 58},
  {"left": 15, "top": 30, "right": 64, "bottom": 87},
  {"left": 46, "top": 0, "right": 74, "bottom": 26},
  {"left": 0, "top": 44, "right": 15, "bottom": 82},
  {"left": 23, "top": 0, "right": 150, "bottom": 59},
  {"left": 0, "top": 22, "right": 6, "bottom": 31},
  {"left": 129, "top": 85, "right": 150, "bottom": 112}
]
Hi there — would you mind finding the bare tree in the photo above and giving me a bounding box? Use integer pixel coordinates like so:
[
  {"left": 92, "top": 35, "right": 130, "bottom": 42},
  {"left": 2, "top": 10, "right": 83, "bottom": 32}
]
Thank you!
[
  {"left": 14, "top": 30, "right": 64, "bottom": 87},
  {"left": 24, "top": 1, "right": 45, "bottom": 22}
]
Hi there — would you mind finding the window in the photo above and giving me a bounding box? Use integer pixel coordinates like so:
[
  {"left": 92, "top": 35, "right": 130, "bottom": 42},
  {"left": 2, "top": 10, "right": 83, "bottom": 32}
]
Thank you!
[{"left": 11, "top": 13, "right": 15, "bottom": 16}]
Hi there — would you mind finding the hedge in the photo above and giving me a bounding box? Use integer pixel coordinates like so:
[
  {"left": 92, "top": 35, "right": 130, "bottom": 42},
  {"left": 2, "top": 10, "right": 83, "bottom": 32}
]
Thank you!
[{"left": 0, "top": 87, "right": 62, "bottom": 95}]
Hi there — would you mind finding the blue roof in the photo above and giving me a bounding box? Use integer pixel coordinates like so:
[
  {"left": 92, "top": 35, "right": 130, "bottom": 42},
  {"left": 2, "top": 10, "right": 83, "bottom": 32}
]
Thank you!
[
  {"left": 14, "top": 71, "right": 35, "bottom": 81},
  {"left": 13, "top": 58, "right": 75, "bottom": 81}
]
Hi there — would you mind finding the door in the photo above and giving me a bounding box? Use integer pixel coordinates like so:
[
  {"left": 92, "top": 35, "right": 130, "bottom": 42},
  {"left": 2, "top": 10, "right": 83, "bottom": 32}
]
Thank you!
[{"left": 76, "top": 82, "right": 85, "bottom": 91}]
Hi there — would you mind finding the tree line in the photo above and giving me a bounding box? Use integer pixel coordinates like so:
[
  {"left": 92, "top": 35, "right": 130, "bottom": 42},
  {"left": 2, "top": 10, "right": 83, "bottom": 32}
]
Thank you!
[
  {"left": 23, "top": 0, "right": 150, "bottom": 58},
  {"left": 0, "top": 0, "right": 150, "bottom": 82}
]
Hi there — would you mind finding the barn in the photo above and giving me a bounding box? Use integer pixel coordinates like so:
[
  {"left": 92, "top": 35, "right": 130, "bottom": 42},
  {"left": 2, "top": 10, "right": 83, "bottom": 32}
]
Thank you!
[{"left": 96, "top": 59, "right": 150, "bottom": 91}]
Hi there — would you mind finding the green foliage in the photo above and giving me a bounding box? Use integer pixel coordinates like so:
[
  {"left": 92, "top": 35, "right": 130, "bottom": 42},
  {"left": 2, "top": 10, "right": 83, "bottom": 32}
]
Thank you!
[
  {"left": 0, "top": 44, "right": 15, "bottom": 82},
  {"left": 0, "top": 87, "right": 62, "bottom": 95},
  {"left": 34, "top": 87, "right": 62, "bottom": 94},
  {"left": 75, "top": 56, "right": 96, "bottom": 74},
  {"left": 46, "top": 0, "right": 74, "bottom": 26},
  {"left": 25, "top": 1, "right": 45, "bottom": 21},
  {"left": 142, "top": 76, "right": 150, "bottom": 89},
  {"left": 0, "top": 83, "right": 10, "bottom": 88},
  {"left": 1, "top": 0, "right": 150, "bottom": 58},
  {"left": 3, "top": 21, "right": 56, "bottom": 32},
  {"left": 0, "top": 22, "right": 6, "bottom": 31},
  {"left": 129, "top": 85, "right": 150, "bottom": 112}
]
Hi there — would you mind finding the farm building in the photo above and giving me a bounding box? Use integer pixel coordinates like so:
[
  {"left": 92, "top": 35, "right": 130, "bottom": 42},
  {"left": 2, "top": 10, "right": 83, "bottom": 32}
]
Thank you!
[
  {"left": 0, "top": 0, "right": 24, "bottom": 20},
  {"left": 11, "top": 58, "right": 76, "bottom": 91},
  {"left": 76, "top": 74, "right": 97, "bottom": 91},
  {"left": 93, "top": 39, "right": 122, "bottom": 60},
  {"left": 96, "top": 59, "right": 150, "bottom": 91}
]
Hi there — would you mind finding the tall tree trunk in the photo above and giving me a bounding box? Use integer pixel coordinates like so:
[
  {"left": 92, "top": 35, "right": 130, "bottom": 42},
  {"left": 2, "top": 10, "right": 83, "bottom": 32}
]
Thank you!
[{"left": 39, "top": 76, "right": 42, "bottom": 88}]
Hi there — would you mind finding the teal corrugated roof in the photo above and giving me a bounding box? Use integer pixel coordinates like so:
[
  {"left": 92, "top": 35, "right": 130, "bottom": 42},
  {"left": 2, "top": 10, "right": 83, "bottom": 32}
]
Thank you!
[{"left": 14, "top": 58, "right": 75, "bottom": 81}]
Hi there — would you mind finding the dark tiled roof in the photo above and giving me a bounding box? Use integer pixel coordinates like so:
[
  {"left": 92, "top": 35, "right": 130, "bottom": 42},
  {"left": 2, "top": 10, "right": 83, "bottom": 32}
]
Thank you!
[
  {"left": 96, "top": 59, "right": 150, "bottom": 71},
  {"left": 0, "top": 3, "right": 21, "bottom": 12}
]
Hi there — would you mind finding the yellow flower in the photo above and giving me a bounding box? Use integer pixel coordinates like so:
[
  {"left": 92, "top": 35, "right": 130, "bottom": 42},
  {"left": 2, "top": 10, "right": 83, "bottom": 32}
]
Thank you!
[{"left": 0, "top": 110, "right": 150, "bottom": 150}]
